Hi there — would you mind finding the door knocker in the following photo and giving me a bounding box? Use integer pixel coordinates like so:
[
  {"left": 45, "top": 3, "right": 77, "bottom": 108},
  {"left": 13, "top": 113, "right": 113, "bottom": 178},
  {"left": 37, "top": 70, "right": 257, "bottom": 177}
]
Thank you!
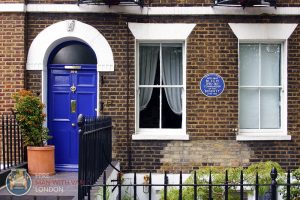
[{"left": 70, "top": 84, "right": 76, "bottom": 93}]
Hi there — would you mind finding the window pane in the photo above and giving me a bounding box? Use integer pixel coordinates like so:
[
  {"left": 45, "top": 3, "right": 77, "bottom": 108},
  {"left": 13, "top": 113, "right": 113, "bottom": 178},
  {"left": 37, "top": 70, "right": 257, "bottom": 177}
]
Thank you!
[
  {"left": 162, "top": 88, "right": 182, "bottom": 128},
  {"left": 50, "top": 42, "right": 97, "bottom": 64},
  {"left": 162, "top": 45, "right": 183, "bottom": 85},
  {"left": 139, "top": 88, "right": 159, "bottom": 128},
  {"left": 240, "top": 44, "right": 259, "bottom": 86},
  {"left": 260, "top": 88, "right": 281, "bottom": 129},
  {"left": 261, "top": 44, "right": 281, "bottom": 86},
  {"left": 139, "top": 45, "right": 159, "bottom": 85},
  {"left": 240, "top": 88, "right": 259, "bottom": 129}
]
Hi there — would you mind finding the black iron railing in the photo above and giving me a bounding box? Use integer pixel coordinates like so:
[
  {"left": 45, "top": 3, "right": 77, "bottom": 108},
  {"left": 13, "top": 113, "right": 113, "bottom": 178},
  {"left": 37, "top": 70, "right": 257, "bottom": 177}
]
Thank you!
[
  {"left": 78, "top": 0, "right": 144, "bottom": 7},
  {"left": 82, "top": 167, "right": 300, "bottom": 200},
  {"left": 1, "top": 113, "right": 25, "bottom": 170},
  {"left": 78, "top": 114, "right": 112, "bottom": 200},
  {"left": 213, "top": 0, "right": 276, "bottom": 8},
  {"left": 0, "top": 112, "right": 26, "bottom": 186}
]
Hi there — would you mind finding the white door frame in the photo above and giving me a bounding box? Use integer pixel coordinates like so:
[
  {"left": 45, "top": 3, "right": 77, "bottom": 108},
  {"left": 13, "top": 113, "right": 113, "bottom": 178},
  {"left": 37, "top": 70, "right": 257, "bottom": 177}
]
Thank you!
[{"left": 26, "top": 20, "right": 114, "bottom": 118}]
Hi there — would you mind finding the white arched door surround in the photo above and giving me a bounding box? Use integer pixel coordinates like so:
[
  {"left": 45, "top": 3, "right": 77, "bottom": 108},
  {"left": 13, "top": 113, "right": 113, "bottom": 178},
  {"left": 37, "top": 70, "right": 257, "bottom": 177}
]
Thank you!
[{"left": 26, "top": 20, "right": 114, "bottom": 116}]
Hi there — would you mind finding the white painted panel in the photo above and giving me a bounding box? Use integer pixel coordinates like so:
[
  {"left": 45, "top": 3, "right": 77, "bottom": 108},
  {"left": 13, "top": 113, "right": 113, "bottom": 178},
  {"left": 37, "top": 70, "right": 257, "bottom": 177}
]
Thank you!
[
  {"left": 128, "top": 23, "right": 196, "bottom": 40},
  {"left": 229, "top": 23, "right": 298, "bottom": 40}
]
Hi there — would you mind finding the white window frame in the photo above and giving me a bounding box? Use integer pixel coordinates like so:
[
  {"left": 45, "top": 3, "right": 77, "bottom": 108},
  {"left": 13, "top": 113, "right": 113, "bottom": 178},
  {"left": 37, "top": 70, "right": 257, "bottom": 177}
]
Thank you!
[
  {"left": 229, "top": 23, "right": 297, "bottom": 141},
  {"left": 238, "top": 41, "right": 287, "bottom": 139},
  {"left": 129, "top": 23, "right": 196, "bottom": 140},
  {"left": 135, "top": 41, "right": 187, "bottom": 140}
]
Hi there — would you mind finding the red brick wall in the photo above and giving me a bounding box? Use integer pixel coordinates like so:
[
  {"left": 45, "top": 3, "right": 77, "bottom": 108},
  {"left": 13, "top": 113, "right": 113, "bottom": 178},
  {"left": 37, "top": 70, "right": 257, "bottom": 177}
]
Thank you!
[
  {"left": 26, "top": 71, "right": 41, "bottom": 96},
  {"left": 22, "top": 13, "right": 300, "bottom": 172},
  {"left": 0, "top": 13, "right": 25, "bottom": 114}
]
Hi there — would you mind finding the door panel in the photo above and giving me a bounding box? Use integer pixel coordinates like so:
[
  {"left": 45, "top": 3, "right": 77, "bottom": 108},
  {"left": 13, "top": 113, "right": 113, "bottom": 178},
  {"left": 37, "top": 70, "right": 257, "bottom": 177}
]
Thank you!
[
  {"left": 77, "top": 73, "right": 96, "bottom": 86},
  {"left": 52, "top": 92, "right": 71, "bottom": 120},
  {"left": 48, "top": 67, "right": 97, "bottom": 171},
  {"left": 77, "top": 93, "right": 96, "bottom": 116}
]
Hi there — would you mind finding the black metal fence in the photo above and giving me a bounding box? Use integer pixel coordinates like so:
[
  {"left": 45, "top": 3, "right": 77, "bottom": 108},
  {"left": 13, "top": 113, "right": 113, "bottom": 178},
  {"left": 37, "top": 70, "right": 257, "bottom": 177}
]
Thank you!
[
  {"left": 0, "top": 113, "right": 26, "bottom": 170},
  {"left": 81, "top": 167, "right": 300, "bottom": 200},
  {"left": 78, "top": 0, "right": 144, "bottom": 7},
  {"left": 78, "top": 114, "right": 112, "bottom": 200},
  {"left": 0, "top": 113, "right": 26, "bottom": 186},
  {"left": 213, "top": 0, "right": 277, "bottom": 7}
]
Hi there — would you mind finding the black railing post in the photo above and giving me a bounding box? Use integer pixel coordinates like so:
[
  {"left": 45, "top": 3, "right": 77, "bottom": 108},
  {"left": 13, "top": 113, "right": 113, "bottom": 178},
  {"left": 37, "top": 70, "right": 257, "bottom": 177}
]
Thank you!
[
  {"left": 77, "top": 114, "right": 85, "bottom": 200},
  {"left": 149, "top": 172, "right": 152, "bottom": 200},
  {"left": 16, "top": 115, "right": 21, "bottom": 164},
  {"left": 179, "top": 171, "right": 182, "bottom": 200},
  {"left": 2, "top": 115, "right": 6, "bottom": 170},
  {"left": 20, "top": 123, "right": 24, "bottom": 162},
  {"left": 6, "top": 115, "right": 9, "bottom": 168},
  {"left": 193, "top": 171, "right": 197, "bottom": 200},
  {"left": 255, "top": 172, "right": 259, "bottom": 200},
  {"left": 103, "top": 171, "right": 107, "bottom": 200},
  {"left": 164, "top": 171, "right": 168, "bottom": 200},
  {"left": 9, "top": 115, "right": 12, "bottom": 167},
  {"left": 88, "top": 186, "right": 91, "bottom": 200},
  {"left": 209, "top": 171, "right": 213, "bottom": 200},
  {"left": 270, "top": 167, "right": 277, "bottom": 200},
  {"left": 134, "top": 172, "right": 137, "bottom": 200},
  {"left": 224, "top": 170, "right": 228, "bottom": 200},
  {"left": 118, "top": 172, "right": 122, "bottom": 200},
  {"left": 13, "top": 115, "right": 16, "bottom": 166},
  {"left": 240, "top": 170, "right": 244, "bottom": 200},
  {"left": 287, "top": 169, "right": 290, "bottom": 200}
]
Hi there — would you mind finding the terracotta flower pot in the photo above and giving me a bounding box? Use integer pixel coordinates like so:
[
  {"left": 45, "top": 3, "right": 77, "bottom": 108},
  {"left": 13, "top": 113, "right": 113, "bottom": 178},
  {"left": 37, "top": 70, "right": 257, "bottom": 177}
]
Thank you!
[{"left": 27, "top": 145, "right": 55, "bottom": 176}]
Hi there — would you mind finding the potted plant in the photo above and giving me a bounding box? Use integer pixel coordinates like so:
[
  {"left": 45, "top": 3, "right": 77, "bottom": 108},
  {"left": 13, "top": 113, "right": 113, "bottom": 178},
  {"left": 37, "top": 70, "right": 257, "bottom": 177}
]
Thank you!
[{"left": 13, "top": 90, "right": 55, "bottom": 176}]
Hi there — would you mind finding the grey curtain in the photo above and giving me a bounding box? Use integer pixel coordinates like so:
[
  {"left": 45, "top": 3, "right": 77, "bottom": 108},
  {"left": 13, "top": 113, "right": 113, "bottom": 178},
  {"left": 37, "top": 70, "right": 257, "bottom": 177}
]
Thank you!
[
  {"left": 139, "top": 46, "right": 159, "bottom": 111},
  {"left": 162, "top": 46, "right": 182, "bottom": 115}
]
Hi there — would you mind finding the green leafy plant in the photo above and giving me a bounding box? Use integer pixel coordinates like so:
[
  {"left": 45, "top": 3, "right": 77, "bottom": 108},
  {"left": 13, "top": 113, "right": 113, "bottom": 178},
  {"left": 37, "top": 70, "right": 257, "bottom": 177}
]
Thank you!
[
  {"left": 244, "top": 161, "right": 285, "bottom": 197},
  {"left": 280, "top": 168, "right": 300, "bottom": 200},
  {"left": 160, "top": 161, "right": 284, "bottom": 200},
  {"left": 160, "top": 167, "right": 243, "bottom": 200},
  {"left": 96, "top": 186, "right": 110, "bottom": 200},
  {"left": 13, "top": 90, "right": 51, "bottom": 146}
]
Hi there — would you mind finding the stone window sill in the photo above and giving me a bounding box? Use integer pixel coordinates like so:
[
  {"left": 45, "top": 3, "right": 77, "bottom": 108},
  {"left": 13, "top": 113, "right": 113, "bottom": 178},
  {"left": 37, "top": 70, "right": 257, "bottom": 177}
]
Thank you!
[
  {"left": 132, "top": 133, "right": 189, "bottom": 140},
  {"left": 236, "top": 133, "right": 291, "bottom": 141}
]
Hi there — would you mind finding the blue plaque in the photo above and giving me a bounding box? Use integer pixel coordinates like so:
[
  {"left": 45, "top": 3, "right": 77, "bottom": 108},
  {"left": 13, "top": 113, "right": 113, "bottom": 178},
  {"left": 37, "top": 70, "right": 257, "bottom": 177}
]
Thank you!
[{"left": 200, "top": 73, "right": 225, "bottom": 97}]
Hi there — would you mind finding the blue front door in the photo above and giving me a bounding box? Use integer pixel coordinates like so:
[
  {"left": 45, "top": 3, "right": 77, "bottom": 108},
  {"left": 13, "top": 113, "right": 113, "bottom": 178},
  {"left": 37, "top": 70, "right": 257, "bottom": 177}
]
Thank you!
[{"left": 48, "top": 66, "right": 97, "bottom": 171}]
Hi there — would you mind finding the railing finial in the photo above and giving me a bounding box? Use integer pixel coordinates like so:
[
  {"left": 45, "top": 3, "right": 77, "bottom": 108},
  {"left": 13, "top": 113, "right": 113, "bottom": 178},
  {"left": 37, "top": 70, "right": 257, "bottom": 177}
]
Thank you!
[
  {"left": 77, "top": 114, "right": 85, "bottom": 128},
  {"left": 270, "top": 167, "right": 277, "bottom": 180},
  {"left": 270, "top": 167, "right": 277, "bottom": 200}
]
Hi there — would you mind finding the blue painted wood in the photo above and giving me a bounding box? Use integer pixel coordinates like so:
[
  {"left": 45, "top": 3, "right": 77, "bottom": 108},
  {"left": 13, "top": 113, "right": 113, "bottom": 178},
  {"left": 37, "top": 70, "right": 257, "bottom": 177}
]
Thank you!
[{"left": 48, "top": 66, "right": 97, "bottom": 171}]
